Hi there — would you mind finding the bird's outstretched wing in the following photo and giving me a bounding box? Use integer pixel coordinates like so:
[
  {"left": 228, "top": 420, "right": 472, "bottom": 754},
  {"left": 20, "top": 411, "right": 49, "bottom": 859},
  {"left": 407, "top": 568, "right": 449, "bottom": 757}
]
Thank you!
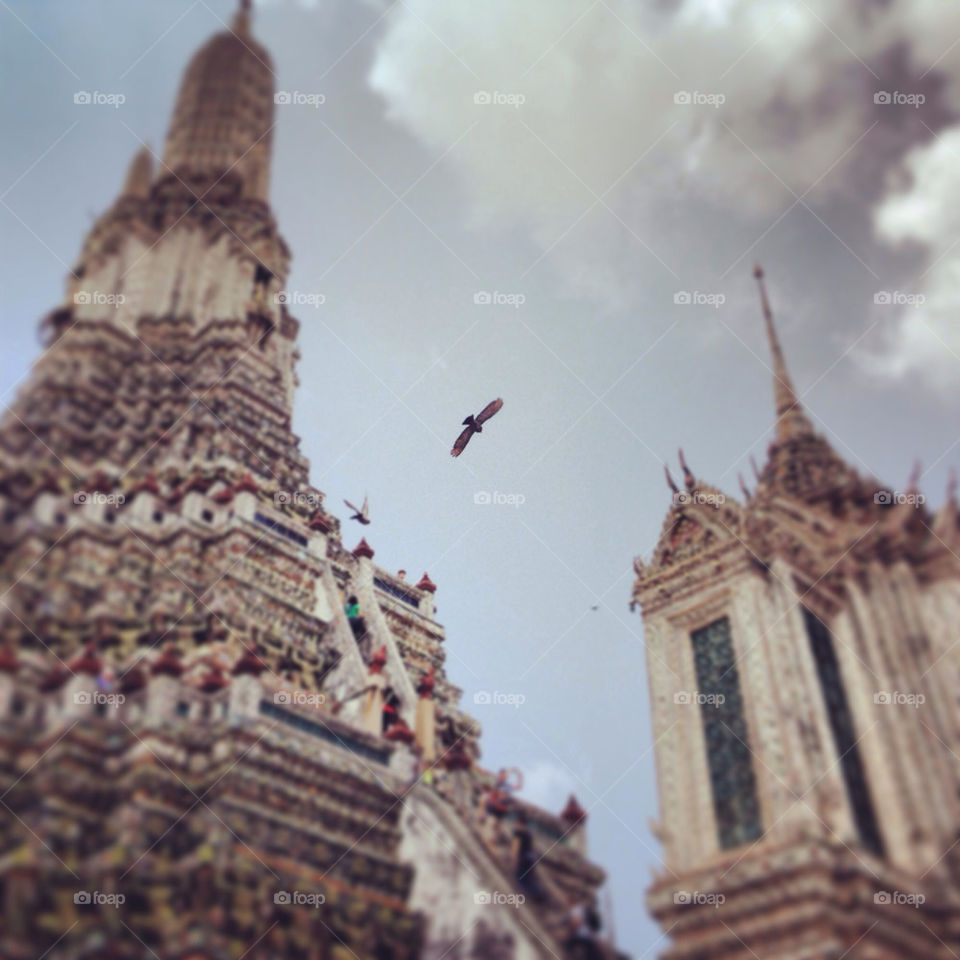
[
  {"left": 451, "top": 424, "right": 475, "bottom": 457},
  {"left": 476, "top": 397, "right": 503, "bottom": 425},
  {"left": 344, "top": 498, "right": 362, "bottom": 515}
]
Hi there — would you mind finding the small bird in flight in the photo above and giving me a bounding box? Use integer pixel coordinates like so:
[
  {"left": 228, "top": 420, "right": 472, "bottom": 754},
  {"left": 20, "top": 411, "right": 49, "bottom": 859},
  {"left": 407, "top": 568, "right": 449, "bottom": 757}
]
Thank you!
[
  {"left": 344, "top": 494, "right": 370, "bottom": 525},
  {"left": 451, "top": 398, "right": 503, "bottom": 457}
]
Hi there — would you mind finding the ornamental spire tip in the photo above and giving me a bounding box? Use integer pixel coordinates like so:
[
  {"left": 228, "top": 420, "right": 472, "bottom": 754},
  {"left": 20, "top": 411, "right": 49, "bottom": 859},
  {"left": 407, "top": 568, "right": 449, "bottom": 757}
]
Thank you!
[
  {"left": 753, "top": 266, "right": 814, "bottom": 444},
  {"left": 233, "top": 0, "right": 252, "bottom": 33},
  {"left": 664, "top": 464, "right": 679, "bottom": 495}
]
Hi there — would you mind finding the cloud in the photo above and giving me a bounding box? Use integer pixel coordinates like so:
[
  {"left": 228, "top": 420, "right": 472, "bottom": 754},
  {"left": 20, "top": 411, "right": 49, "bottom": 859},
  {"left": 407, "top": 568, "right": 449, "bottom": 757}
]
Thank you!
[
  {"left": 369, "top": 0, "right": 960, "bottom": 386},
  {"left": 517, "top": 759, "right": 581, "bottom": 812},
  {"left": 369, "top": 1, "right": 915, "bottom": 295},
  {"left": 869, "top": 128, "right": 960, "bottom": 390},
  {"left": 366, "top": 0, "right": 960, "bottom": 384}
]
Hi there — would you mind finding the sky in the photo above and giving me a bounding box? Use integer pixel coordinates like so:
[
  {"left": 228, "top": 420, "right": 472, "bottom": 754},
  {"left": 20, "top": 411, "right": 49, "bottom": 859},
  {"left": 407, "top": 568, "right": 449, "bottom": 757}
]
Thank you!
[{"left": 3, "top": 0, "right": 960, "bottom": 956}]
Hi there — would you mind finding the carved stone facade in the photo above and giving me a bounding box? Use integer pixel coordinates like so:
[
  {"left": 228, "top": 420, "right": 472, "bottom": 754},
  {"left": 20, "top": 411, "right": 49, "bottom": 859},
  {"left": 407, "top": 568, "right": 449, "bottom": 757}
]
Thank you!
[
  {"left": 632, "top": 268, "right": 960, "bottom": 958},
  {"left": 0, "top": 6, "right": 621, "bottom": 959}
]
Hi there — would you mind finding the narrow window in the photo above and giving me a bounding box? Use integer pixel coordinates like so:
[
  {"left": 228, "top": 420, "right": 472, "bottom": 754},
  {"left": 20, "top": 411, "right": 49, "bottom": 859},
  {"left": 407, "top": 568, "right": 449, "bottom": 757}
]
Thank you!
[
  {"left": 803, "top": 607, "right": 884, "bottom": 857},
  {"left": 691, "top": 617, "right": 763, "bottom": 849}
]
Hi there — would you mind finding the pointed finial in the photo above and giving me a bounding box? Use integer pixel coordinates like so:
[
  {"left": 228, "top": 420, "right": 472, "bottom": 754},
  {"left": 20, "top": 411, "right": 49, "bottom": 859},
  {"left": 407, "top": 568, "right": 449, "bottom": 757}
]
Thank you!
[
  {"left": 664, "top": 464, "right": 679, "bottom": 495},
  {"left": 739, "top": 473, "right": 751, "bottom": 501},
  {"left": 122, "top": 146, "right": 153, "bottom": 199},
  {"left": 906, "top": 460, "right": 921, "bottom": 495},
  {"left": 561, "top": 794, "right": 587, "bottom": 827},
  {"left": 232, "top": 0, "right": 252, "bottom": 33},
  {"left": 753, "top": 265, "right": 814, "bottom": 443},
  {"left": 678, "top": 448, "right": 695, "bottom": 490},
  {"left": 750, "top": 455, "right": 761, "bottom": 482},
  {"left": 352, "top": 538, "right": 375, "bottom": 560}
]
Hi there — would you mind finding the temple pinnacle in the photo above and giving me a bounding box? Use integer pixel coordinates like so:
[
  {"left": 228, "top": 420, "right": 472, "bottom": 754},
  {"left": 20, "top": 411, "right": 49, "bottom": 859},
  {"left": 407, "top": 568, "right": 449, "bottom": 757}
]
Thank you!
[
  {"left": 753, "top": 265, "right": 814, "bottom": 444},
  {"left": 233, "top": 0, "right": 252, "bottom": 34}
]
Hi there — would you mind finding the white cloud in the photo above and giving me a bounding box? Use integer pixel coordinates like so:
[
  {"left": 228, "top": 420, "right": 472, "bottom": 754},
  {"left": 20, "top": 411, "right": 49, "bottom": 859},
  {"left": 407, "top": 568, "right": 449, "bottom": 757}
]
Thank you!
[
  {"left": 870, "top": 128, "right": 960, "bottom": 389},
  {"left": 517, "top": 759, "right": 581, "bottom": 812},
  {"left": 368, "top": 1, "right": 898, "bottom": 293},
  {"left": 368, "top": 0, "right": 960, "bottom": 383}
]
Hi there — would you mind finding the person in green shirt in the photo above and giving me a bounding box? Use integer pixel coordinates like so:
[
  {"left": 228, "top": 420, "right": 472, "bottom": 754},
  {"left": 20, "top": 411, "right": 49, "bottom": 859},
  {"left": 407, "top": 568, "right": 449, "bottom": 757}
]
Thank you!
[{"left": 344, "top": 595, "right": 369, "bottom": 658}]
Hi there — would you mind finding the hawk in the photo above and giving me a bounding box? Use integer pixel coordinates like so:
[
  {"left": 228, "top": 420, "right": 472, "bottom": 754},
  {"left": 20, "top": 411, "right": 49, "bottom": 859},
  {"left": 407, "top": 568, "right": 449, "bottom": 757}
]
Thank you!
[{"left": 451, "top": 398, "right": 503, "bottom": 457}]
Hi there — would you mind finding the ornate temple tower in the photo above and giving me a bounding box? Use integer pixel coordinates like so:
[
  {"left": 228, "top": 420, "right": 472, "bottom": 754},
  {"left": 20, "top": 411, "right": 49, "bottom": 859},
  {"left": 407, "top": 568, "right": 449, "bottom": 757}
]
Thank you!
[
  {"left": 5, "top": 0, "right": 342, "bottom": 706},
  {"left": 0, "top": 5, "right": 620, "bottom": 959},
  {"left": 632, "top": 268, "right": 960, "bottom": 959}
]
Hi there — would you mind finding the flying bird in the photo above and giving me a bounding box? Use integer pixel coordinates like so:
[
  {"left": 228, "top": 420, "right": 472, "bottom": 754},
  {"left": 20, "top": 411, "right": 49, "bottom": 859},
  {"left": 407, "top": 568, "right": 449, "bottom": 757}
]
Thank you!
[
  {"left": 451, "top": 398, "right": 503, "bottom": 457},
  {"left": 344, "top": 494, "right": 370, "bottom": 525}
]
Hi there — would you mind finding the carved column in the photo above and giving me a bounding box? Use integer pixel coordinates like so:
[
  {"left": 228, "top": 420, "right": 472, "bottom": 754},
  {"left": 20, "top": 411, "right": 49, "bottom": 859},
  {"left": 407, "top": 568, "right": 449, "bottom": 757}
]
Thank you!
[
  {"left": 362, "top": 645, "right": 387, "bottom": 737},
  {"left": 415, "top": 666, "right": 436, "bottom": 765}
]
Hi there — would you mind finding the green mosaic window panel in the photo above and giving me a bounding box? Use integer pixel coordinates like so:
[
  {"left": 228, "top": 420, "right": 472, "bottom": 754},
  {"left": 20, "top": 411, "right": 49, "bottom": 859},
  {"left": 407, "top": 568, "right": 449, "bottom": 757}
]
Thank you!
[
  {"left": 802, "top": 607, "right": 885, "bottom": 858},
  {"left": 691, "top": 617, "right": 763, "bottom": 849}
]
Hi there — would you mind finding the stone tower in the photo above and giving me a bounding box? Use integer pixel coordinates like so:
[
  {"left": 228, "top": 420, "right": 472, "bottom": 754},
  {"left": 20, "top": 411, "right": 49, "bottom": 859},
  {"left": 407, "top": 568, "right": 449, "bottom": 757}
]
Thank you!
[
  {"left": 0, "top": 5, "right": 621, "bottom": 959},
  {"left": 632, "top": 268, "right": 960, "bottom": 959},
  {"left": 5, "top": 0, "right": 340, "bottom": 704}
]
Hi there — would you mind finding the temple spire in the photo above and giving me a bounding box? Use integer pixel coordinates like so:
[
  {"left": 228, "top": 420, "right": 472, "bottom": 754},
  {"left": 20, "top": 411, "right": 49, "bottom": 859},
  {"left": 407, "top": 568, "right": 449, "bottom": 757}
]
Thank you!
[
  {"left": 664, "top": 464, "right": 679, "bottom": 495},
  {"left": 121, "top": 146, "right": 153, "bottom": 199},
  {"left": 753, "top": 266, "right": 814, "bottom": 443},
  {"left": 232, "top": 0, "right": 252, "bottom": 34},
  {"left": 905, "top": 460, "right": 922, "bottom": 496},
  {"left": 678, "top": 448, "right": 695, "bottom": 490},
  {"left": 162, "top": 0, "right": 274, "bottom": 202}
]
